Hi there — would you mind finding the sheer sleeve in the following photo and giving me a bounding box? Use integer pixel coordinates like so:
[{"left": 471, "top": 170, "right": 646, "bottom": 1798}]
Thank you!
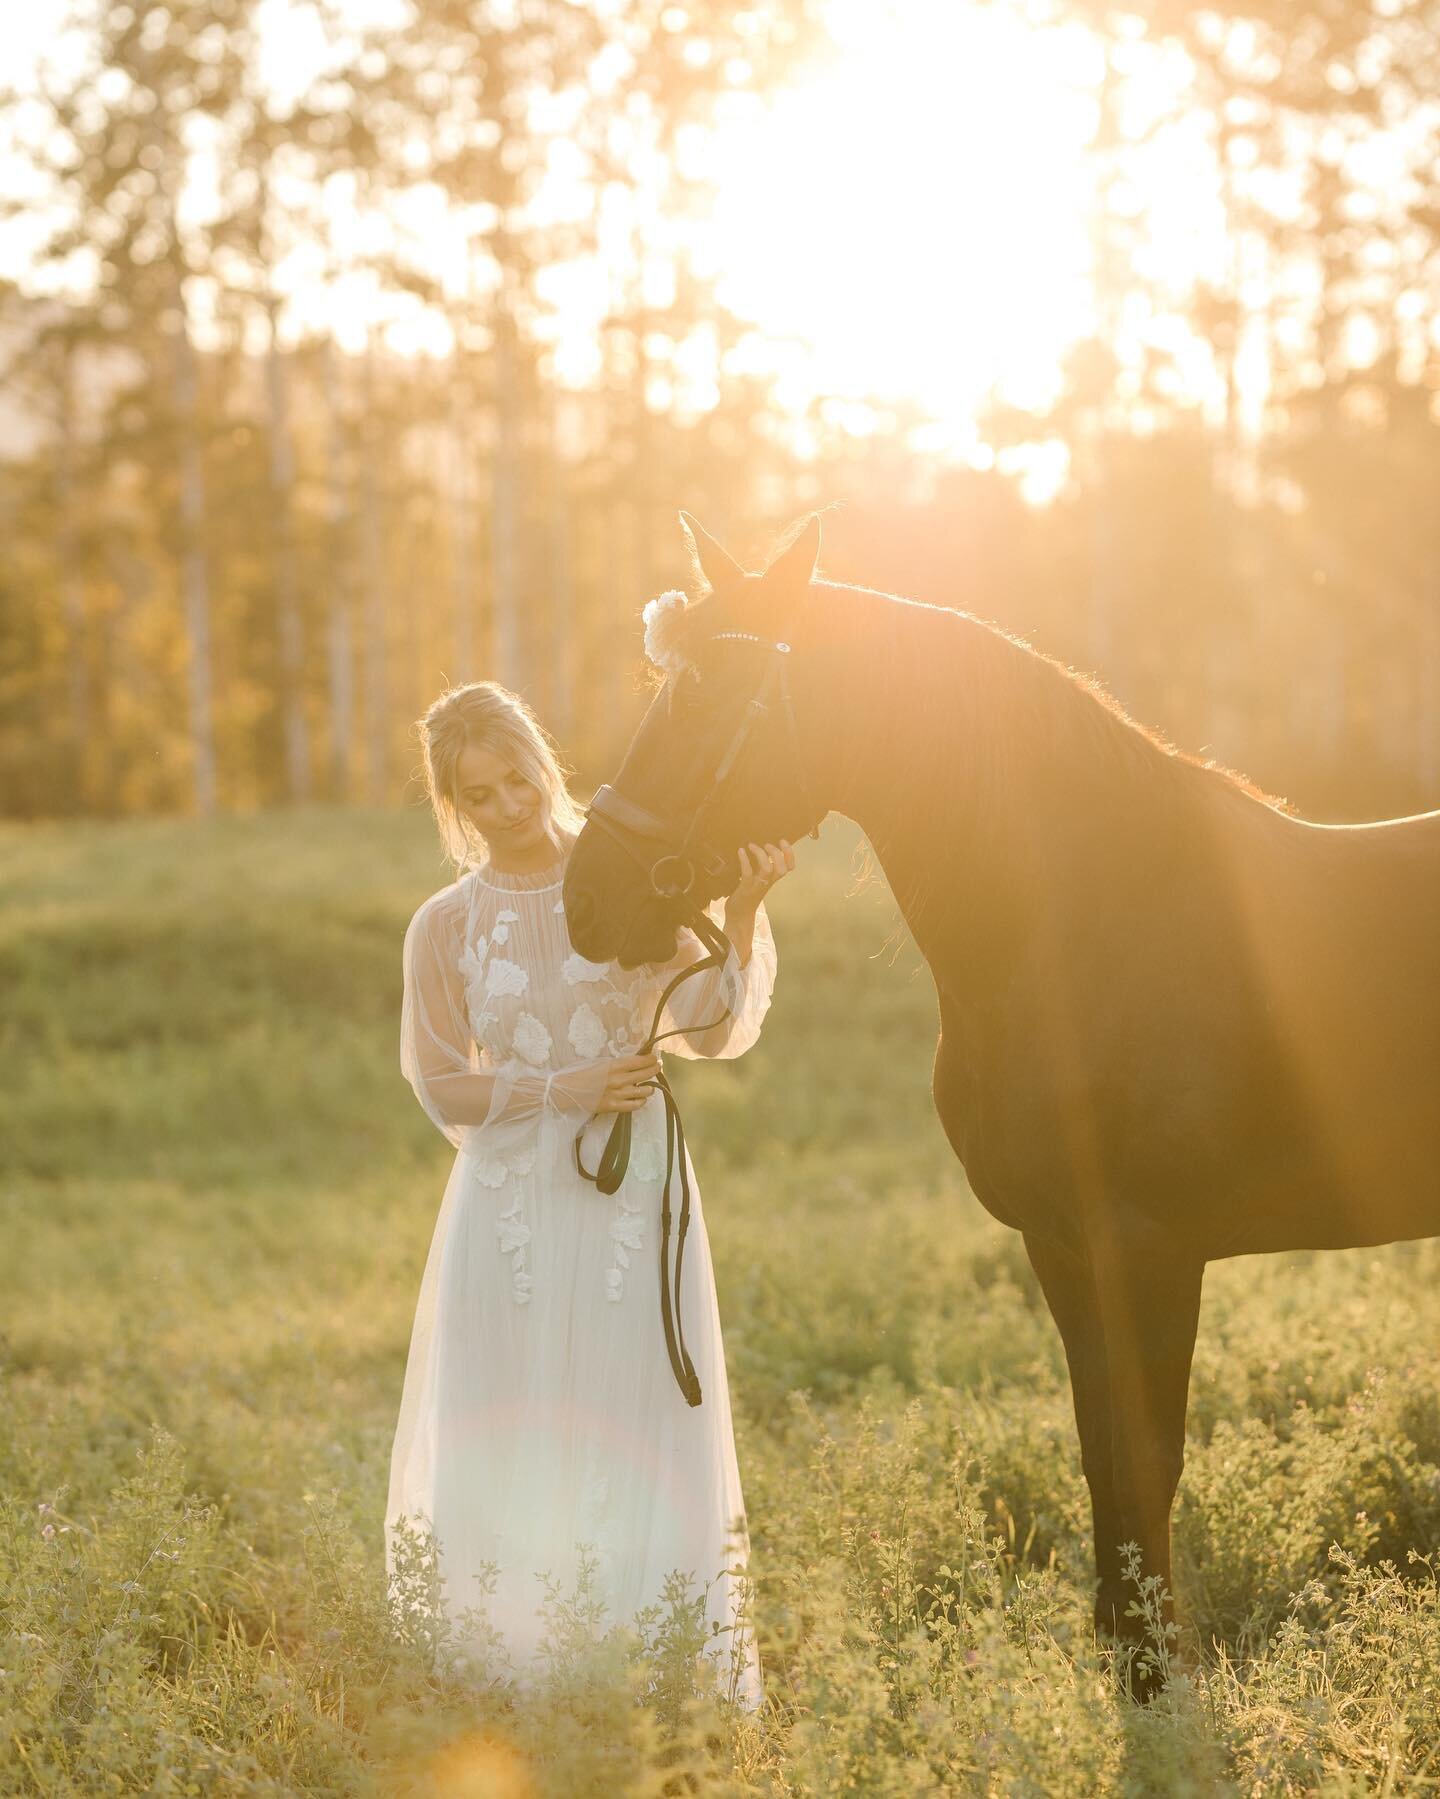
[
  {"left": 660, "top": 899, "right": 777, "bottom": 1061},
  {"left": 400, "top": 897, "right": 613, "bottom": 1148}
]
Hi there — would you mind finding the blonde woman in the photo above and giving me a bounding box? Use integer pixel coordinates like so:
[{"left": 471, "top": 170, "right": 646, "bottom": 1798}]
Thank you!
[{"left": 386, "top": 679, "right": 791, "bottom": 1704}]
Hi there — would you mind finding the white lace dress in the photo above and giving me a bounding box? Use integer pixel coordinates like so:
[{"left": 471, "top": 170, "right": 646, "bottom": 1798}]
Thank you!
[{"left": 385, "top": 846, "right": 775, "bottom": 1704}]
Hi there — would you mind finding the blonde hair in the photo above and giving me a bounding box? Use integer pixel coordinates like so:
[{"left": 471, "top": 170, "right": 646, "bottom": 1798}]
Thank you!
[{"left": 416, "top": 681, "right": 586, "bottom": 872}]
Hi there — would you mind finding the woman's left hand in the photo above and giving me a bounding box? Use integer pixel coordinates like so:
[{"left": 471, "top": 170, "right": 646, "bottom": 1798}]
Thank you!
[{"left": 730, "top": 840, "right": 796, "bottom": 913}]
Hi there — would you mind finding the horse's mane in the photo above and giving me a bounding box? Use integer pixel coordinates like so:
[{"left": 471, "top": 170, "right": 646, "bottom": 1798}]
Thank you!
[{"left": 817, "top": 578, "right": 1294, "bottom": 821}]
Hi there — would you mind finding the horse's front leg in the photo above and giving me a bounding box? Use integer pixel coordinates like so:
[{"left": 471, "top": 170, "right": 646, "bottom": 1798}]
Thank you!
[
  {"left": 1088, "top": 1208, "right": 1205, "bottom": 1693},
  {"left": 1022, "top": 1231, "right": 1128, "bottom": 1633}
]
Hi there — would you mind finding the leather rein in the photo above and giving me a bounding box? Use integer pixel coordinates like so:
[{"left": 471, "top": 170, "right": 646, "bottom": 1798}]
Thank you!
[{"left": 573, "top": 632, "right": 820, "bottom": 1407}]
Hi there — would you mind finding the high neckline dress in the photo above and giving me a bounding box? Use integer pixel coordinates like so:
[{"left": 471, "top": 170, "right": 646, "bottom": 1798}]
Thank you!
[{"left": 385, "top": 846, "right": 775, "bottom": 1706}]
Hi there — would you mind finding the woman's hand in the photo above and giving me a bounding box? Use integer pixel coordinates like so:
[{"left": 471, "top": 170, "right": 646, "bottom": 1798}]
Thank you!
[
  {"left": 730, "top": 840, "right": 796, "bottom": 913},
  {"left": 723, "top": 840, "right": 795, "bottom": 967},
  {"left": 595, "top": 1053, "right": 661, "bottom": 1113}
]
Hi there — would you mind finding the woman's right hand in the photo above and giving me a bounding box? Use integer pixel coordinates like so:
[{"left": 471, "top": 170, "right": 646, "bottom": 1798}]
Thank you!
[{"left": 595, "top": 1054, "right": 661, "bottom": 1113}]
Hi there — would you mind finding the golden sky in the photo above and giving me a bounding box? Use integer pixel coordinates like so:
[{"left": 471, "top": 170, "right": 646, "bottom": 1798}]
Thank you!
[{"left": 2, "top": 0, "right": 1267, "bottom": 488}]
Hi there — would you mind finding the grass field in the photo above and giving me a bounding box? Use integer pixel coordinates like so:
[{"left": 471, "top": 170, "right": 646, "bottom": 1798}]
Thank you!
[{"left": 4, "top": 807, "right": 1440, "bottom": 1795}]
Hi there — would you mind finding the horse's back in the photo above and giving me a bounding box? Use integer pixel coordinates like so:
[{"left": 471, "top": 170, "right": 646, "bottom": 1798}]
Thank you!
[
  {"left": 1282, "top": 804, "right": 1440, "bottom": 839},
  {"left": 1197, "top": 792, "right": 1440, "bottom": 1246}
]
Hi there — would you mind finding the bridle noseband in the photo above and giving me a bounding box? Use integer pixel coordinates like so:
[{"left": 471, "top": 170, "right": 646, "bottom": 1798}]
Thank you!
[{"left": 573, "top": 632, "right": 823, "bottom": 1408}]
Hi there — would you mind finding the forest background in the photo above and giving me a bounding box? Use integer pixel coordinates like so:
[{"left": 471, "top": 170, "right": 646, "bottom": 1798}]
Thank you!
[{"left": 4, "top": 0, "right": 1440, "bottom": 828}]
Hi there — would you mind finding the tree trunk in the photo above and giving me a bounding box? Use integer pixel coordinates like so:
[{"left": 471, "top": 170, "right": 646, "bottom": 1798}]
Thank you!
[
  {"left": 359, "top": 338, "right": 389, "bottom": 804},
  {"left": 1419, "top": 586, "right": 1440, "bottom": 799},
  {"left": 170, "top": 295, "right": 218, "bottom": 817},
  {"left": 56, "top": 337, "right": 92, "bottom": 809},
  {"left": 323, "top": 338, "right": 356, "bottom": 802},
  {"left": 540, "top": 386, "right": 575, "bottom": 739},
  {"left": 490, "top": 304, "right": 523, "bottom": 691},
  {"left": 448, "top": 360, "right": 479, "bottom": 683},
  {"left": 264, "top": 293, "right": 311, "bottom": 803},
  {"left": 1083, "top": 40, "right": 1124, "bottom": 698}
]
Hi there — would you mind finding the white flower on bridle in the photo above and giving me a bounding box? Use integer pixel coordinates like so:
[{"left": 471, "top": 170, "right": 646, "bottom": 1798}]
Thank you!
[{"left": 642, "top": 589, "right": 696, "bottom": 677}]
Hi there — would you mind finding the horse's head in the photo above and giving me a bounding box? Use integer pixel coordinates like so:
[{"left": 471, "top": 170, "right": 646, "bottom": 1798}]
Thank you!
[{"left": 564, "top": 511, "right": 829, "bottom": 967}]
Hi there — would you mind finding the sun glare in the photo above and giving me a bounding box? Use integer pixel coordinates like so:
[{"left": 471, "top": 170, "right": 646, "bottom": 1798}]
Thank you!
[
  {"left": 1, "top": 0, "right": 1234, "bottom": 475},
  {"left": 699, "top": 2, "right": 1102, "bottom": 446}
]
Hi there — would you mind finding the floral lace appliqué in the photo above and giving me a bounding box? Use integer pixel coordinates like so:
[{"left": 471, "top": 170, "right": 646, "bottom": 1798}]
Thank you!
[
  {"left": 458, "top": 932, "right": 490, "bottom": 1001},
  {"left": 512, "top": 1011, "right": 552, "bottom": 1066},
  {"left": 631, "top": 1137, "right": 665, "bottom": 1184},
  {"left": 498, "top": 1198, "right": 534, "bottom": 1305},
  {"left": 606, "top": 1206, "right": 645, "bottom": 1302},
  {"left": 468, "top": 1135, "right": 537, "bottom": 1306},
  {"left": 567, "top": 1004, "right": 607, "bottom": 1060},
  {"left": 562, "top": 951, "right": 610, "bottom": 986},
  {"left": 605, "top": 1114, "right": 662, "bottom": 1301},
  {"left": 492, "top": 1148, "right": 537, "bottom": 1306},
  {"left": 473, "top": 1144, "right": 535, "bottom": 1190},
  {"left": 485, "top": 957, "right": 529, "bottom": 998}
]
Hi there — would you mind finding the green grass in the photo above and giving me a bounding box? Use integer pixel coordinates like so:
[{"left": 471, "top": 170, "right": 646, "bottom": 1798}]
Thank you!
[{"left": 3, "top": 807, "right": 1440, "bottom": 1795}]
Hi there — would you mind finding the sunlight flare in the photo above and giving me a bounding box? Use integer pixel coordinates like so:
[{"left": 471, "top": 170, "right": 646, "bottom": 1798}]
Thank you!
[{"left": 701, "top": 1, "right": 1101, "bottom": 430}]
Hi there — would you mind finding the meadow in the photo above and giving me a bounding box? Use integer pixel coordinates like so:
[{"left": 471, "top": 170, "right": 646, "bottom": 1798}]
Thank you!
[{"left": 3, "top": 807, "right": 1440, "bottom": 1796}]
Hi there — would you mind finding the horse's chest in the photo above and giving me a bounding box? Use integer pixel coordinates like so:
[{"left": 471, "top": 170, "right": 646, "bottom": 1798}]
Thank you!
[{"left": 932, "top": 998, "right": 1075, "bottom": 1236}]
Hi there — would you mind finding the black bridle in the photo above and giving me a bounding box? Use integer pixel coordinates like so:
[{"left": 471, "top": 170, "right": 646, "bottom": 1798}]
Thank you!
[{"left": 573, "top": 632, "right": 822, "bottom": 1407}]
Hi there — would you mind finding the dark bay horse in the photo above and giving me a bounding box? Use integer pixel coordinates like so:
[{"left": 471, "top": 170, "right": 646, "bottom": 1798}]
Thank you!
[{"left": 562, "top": 510, "right": 1440, "bottom": 1678}]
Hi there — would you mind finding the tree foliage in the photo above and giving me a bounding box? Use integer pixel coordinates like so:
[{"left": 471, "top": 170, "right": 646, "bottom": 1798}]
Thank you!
[{"left": 2, "top": 0, "right": 1437, "bottom": 821}]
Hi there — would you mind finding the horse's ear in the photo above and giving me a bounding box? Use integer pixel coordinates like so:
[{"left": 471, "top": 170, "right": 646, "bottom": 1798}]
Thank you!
[
  {"left": 679, "top": 512, "right": 744, "bottom": 595},
  {"left": 765, "top": 513, "right": 821, "bottom": 595}
]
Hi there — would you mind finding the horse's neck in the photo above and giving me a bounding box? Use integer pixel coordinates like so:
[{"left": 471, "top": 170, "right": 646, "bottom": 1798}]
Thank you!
[
  {"left": 804, "top": 588, "right": 1173, "bottom": 977},
  {"left": 804, "top": 593, "right": 1003, "bottom": 953}
]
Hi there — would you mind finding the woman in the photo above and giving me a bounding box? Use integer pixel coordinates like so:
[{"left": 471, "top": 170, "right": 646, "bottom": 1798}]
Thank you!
[{"left": 385, "top": 679, "right": 790, "bottom": 1705}]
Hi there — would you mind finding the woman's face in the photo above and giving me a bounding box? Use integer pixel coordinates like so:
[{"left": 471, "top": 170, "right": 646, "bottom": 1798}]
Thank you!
[{"left": 455, "top": 743, "right": 546, "bottom": 854}]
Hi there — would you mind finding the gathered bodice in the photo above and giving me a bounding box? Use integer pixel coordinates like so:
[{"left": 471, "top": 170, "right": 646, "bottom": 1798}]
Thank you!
[
  {"left": 450, "top": 860, "right": 702, "bottom": 1075},
  {"left": 399, "top": 842, "right": 777, "bottom": 1163}
]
